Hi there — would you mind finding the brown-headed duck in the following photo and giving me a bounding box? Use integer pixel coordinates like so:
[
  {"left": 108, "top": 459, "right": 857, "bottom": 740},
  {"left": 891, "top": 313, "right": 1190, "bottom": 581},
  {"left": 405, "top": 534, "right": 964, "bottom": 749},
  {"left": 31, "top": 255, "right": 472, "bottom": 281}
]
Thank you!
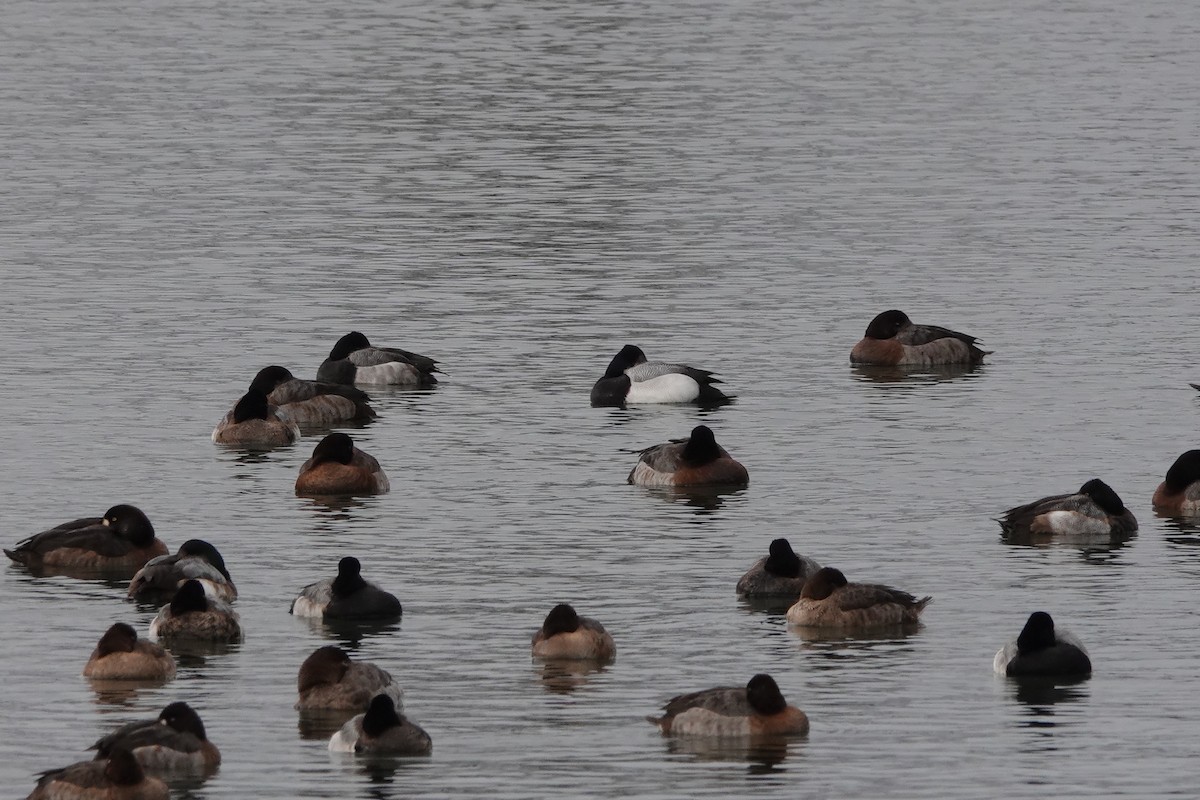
[
  {"left": 735, "top": 538, "right": 821, "bottom": 598},
  {"left": 5, "top": 505, "right": 167, "bottom": 575},
  {"left": 1153, "top": 450, "right": 1200, "bottom": 514},
  {"left": 92, "top": 702, "right": 220, "bottom": 775},
  {"left": 210, "top": 388, "right": 300, "bottom": 446},
  {"left": 296, "top": 645, "right": 405, "bottom": 711},
  {"left": 531, "top": 604, "right": 616, "bottom": 661},
  {"left": 26, "top": 748, "right": 167, "bottom": 800},
  {"left": 290, "top": 556, "right": 402, "bottom": 621},
  {"left": 1000, "top": 478, "right": 1137, "bottom": 537},
  {"left": 83, "top": 623, "right": 176, "bottom": 681},
  {"left": 786, "top": 567, "right": 930, "bottom": 628},
  {"left": 993, "top": 611, "right": 1091, "bottom": 678},
  {"left": 328, "top": 694, "right": 432, "bottom": 755},
  {"left": 627, "top": 425, "right": 748, "bottom": 488},
  {"left": 649, "top": 674, "right": 808, "bottom": 737},
  {"left": 148, "top": 580, "right": 242, "bottom": 642},
  {"left": 295, "top": 432, "right": 390, "bottom": 496},
  {"left": 850, "top": 310, "right": 989, "bottom": 367},
  {"left": 591, "top": 345, "right": 732, "bottom": 407},
  {"left": 128, "top": 539, "right": 237, "bottom": 602},
  {"left": 316, "top": 331, "right": 438, "bottom": 387}
]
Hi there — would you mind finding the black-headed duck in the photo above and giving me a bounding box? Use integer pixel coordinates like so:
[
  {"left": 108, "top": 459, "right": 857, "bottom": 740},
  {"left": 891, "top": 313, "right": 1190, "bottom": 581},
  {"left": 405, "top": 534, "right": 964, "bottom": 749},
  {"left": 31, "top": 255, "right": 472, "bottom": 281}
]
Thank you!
[
  {"left": 994, "top": 611, "right": 1092, "bottom": 677},
  {"left": 591, "top": 344, "right": 731, "bottom": 407},
  {"left": 1153, "top": 450, "right": 1200, "bottom": 515},
  {"left": 627, "top": 425, "right": 748, "bottom": 487},
  {"left": 248, "top": 365, "right": 376, "bottom": 425},
  {"left": 735, "top": 538, "right": 821, "bottom": 598},
  {"left": 92, "top": 702, "right": 221, "bottom": 775},
  {"left": 328, "top": 694, "right": 431, "bottom": 754},
  {"left": 531, "top": 604, "right": 616, "bottom": 661},
  {"left": 148, "top": 580, "right": 242, "bottom": 642},
  {"left": 786, "top": 567, "right": 930, "bottom": 628},
  {"left": 26, "top": 748, "right": 168, "bottom": 800},
  {"left": 83, "top": 623, "right": 176, "bottom": 681},
  {"left": 850, "top": 310, "right": 989, "bottom": 367},
  {"left": 127, "top": 539, "right": 237, "bottom": 602},
  {"left": 210, "top": 388, "right": 300, "bottom": 446},
  {"left": 650, "top": 674, "right": 808, "bottom": 737},
  {"left": 316, "top": 331, "right": 438, "bottom": 387},
  {"left": 295, "top": 432, "right": 390, "bottom": 496},
  {"left": 5, "top": 505, "right": 167, "bottom": 575},
  {"left": 290, "top": 556, "right": 402, "bottom": 621},
  {"left": 1001, "top": 478, "right": 1137, "bottom": 537}
]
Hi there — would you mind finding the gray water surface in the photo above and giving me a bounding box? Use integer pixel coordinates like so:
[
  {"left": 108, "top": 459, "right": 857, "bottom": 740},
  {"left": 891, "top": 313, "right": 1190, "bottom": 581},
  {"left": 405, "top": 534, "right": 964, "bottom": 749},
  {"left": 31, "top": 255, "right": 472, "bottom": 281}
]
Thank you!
[{"left": 3, "top": 0, "right": 1200, "bottom": 797}]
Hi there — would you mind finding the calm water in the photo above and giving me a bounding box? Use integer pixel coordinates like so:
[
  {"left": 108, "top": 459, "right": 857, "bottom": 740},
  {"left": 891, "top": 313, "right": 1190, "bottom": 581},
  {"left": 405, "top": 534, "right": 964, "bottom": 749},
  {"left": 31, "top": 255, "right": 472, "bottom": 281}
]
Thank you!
[{"left": 3, "top": 0, "right": 1200, "bottom": 796}]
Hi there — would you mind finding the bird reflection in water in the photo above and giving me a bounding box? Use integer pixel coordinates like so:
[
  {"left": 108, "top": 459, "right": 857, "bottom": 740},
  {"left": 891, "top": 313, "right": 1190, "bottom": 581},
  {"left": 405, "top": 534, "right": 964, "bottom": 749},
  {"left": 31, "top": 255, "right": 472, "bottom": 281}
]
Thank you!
[
  {"left": 87, "top": 676, "right": 172, "bottom": 707},
  {"left": 1157, "top": 511, "right": 1200, "bottom": 550},
  {"left": 665, "top": 734, "right": 796, "bottom": 772},
  {"left": 1000, "top": 527, "right": 1136, "bottom": 563},
  {"left": 850, "top": 362, "right": 986, "bottom": 386},
  {"left": 1007, "top": 675, "right": 1090, "bottom": 744},
  {"left": 536, "top": 659, "right": 610, "bottom": 694},
  {"left": 634, "top": 485, "right": 748, "bottom": 517}
]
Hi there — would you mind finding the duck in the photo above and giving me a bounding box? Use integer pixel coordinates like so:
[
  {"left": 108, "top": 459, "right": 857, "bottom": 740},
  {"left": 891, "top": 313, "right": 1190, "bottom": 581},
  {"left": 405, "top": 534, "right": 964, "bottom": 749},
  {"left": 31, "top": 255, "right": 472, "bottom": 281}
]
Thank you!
[
  {"left": 994, "top": 611, "right": 1092, "bottom": 677},
  {"left": 1152, "top": 450, "right": 1200, "bottom": 514},
  {"left": 296, "top": 645, "right": 405, "bottom": 711},
  {"left": 850, "top": 310, "right": 989, "bottom": 367},
  {"left": 786, "top": 567, "right": 931, "bottom": 628},
  {"left": 328, "top": 694, "right": 432, "bottom": 754},
  {"left": 148, "top": 580, "right": 242, "bottom": 642},
  {"left": 1000, "top": 478, "right": 1137, "bottom": 537},
  {"left": 316, "top": 331, "right": 439, "bottom": 387},
  {"left": 127, "top": 539, "right": 237, "bottom": 602},
  {"left": 290, "top": 556, "right": 402, "bottom": 621},
  {"left": 210, "top": 388, "right": 300, "bottom": 446},
  {"left": 531, "top": 604, "right": 616, "bottom": 661},
  {"left": 5, "top": 505, "right": 167, "bottom": 574},
  {"left": 735, "top": 538, "right": 821, "bottom": 598},
  {"left": 590, "top": 344, "right": 730, "bottom": 407},
  {"left": 649, "top": 674, "right": 808, "bottom": 737},
  {"left": 248, "top": 365, "right": 376, "bottom": 425},
  {"left": 627, "top": 425, "right": 749, "bottom": 487},
  {"left": 92, "top": 701, "right": 221, "bottom": 775},
  {"left": 26, "top": 748, "right": 168, "bottom": 800},
  {"left": 295, "top": 432, "right": 390, "bottom": 496},
  {"left": 83, "top": 623, "right": 176, "bottom": 681}
]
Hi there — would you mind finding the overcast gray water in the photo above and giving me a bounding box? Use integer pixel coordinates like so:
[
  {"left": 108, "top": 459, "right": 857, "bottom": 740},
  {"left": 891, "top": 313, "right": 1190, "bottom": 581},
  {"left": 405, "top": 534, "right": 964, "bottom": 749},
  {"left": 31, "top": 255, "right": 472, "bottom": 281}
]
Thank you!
[{"left": 3, "top": 0, "right": 1200, "bottom": 797}]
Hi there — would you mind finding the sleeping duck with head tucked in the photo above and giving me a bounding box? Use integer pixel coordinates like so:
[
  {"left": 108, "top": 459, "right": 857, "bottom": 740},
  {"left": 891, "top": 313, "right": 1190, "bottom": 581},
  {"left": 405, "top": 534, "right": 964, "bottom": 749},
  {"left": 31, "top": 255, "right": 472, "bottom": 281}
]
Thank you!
[
  {"left": 5, "top": 505, "right": 167, "bottom": 577},
  {"left": 649, "top": 674, "right": 808, "bottom": 738}
]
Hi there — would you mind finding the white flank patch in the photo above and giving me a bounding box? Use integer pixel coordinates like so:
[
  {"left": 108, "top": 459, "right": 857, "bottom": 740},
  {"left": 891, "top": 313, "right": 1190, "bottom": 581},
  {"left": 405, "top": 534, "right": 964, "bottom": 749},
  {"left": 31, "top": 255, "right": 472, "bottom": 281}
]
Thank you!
[
  {"left": 328, "top": 723, "right": 360, "bottom": 752},
  {"left": 625, "top": 373, "right": 700, "bottom": 404},
  {"left": 355, "top": 362, "right": 417, "bottom": 385},
  {"left": 1044, "top": 511, "right": 1109, "bottom": 535},
  {"left": 291, "top": 596, "right": 325, "bottom": 618},
  {"left": 672, "top": 708, "right": 752, "bottom": 737},
  {"left": 993, "top": 642, "right": 1017, "bottom": 674}
]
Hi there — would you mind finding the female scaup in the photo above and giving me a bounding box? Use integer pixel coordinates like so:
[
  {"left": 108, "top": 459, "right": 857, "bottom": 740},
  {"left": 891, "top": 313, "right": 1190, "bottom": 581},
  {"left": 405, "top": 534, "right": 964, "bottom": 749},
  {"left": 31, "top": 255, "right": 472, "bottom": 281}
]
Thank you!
[
  {"left": 531, "top": 604, "right": 616, "bottom": 661},
  {"left": 296, "top": 645, "right": 405, "bottom": 711},
  {"left": 316, "top": 332, "right": 439, "bottom": 387},
  {"left": 83, "top": 623, "right": 176, "bottom": 681},
  {"left": 290, "top": 556, "right": 402, "bottom": 621},
  {"left": 994, "top": 611, "right": 1092, "bottom": 677},
  {"left": 649, "top": 674, "right": 808, "bottom": 737},
  {"left": 92, "top": 701, "right": 220, "bottom": 775},
  {"left": 148, "top": 580, "right": 242, "bottom": 643},
  {"left": 210, "top": 388, "right": 300, "bottom": 446},
  {"left": 26, "top": 748, "right": 167, "bottom": 800},
  {"left": 1000, "top": 478, "right": 1137, "bottom": 537},
  {"left": 627, "top": 425, "right": 749, "bottom": 487},
  {"left": 248, "top": 365, "right": 377, "bottom": 425},
  {"left": 329, "top": 694, "right": 431, "bottom": 755},
  {"left": 1153, "top": 450, "right": 1200, "bottom": 514},
  {"left": 5, "top": 505, "right": 167, "bottom": 575},
  {"left": 295, "top": 433, "right": 390, "bottom": 496},
  {"left": 850, "top": 310, "right": 989, "bottom": 366},
  {"left": 786, "top": 567, "right": 930, "bottom": 628},
  {"left": 590, "top": 344, "right": 730, "bottom": 407},
  {"left": 127, "top": 539, "right": 237, "bottom": 602},
  {"left": 735, "top": 539, "right": 821, "bottom": 598}
]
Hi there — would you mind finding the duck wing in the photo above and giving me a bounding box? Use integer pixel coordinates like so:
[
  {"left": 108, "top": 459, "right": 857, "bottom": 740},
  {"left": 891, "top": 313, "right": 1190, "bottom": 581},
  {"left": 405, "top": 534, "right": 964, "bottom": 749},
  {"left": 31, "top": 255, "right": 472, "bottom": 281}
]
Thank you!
[
  {"left": 662, "top": 687, "right": 750, "bottom": 717},
  {"left": 898, "top": 324, "right": 980, "bottom": 348},
  {"left": 835, "top": 583, "right": 925, "bottom": 610},
  {"left": 7, "top": 520, "right": 130, "bottom": 558},
  {"left": 94, "top": 720, "right": 204, "bottom": 756},
  {"left": 634, "top": 439, "right": 687, "bottom": 472},
  {"left": 1000, "top": 491, "right": 1086, "bottom": 532},
  {"left": 349, "top": 346, "right": 438, "bottom": 374},
  {"left": 271, "top": 378, "right": 372, "bottom": 404},
  {"left": 625, "top": 361, "right": 721, "bottom": 385}
]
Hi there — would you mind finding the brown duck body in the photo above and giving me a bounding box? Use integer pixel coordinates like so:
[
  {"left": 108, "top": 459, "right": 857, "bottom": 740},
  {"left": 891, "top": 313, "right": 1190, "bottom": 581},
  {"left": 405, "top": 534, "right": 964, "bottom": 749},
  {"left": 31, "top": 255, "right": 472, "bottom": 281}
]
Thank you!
[
  {"left": 211, "top": 408, "right": 299, "bottom": 445},
  {"left": 531, "top": 617, "right": 616, "bottom": 661},
  {"left": 1153, "top": 450, "right": 1200, "bottom": 514},
  {"left": 627, "top": 426, "right": 748, "bottom": 488},
  {"left": 5, "top": 507, "right": 167, "bottom": 575},
  {"left": 295, "top": 434, "right": 389, "bottom": 496},
  {"left": 296, "top": 646, "right": 405, "bottom": 711},
  {"left": 84, "top": 624, "right": 176, "bottom": 681},
  {"left": 27, "top": 750, "right": 168, "bottom": 800},
  {"left": 651, "top": 675, "right": 808, "bottom": 738},
  {"left": 92, "top": 703, "right": 221, "bottom": 776},
  {"left": 850, "top": 310, "right": 988, "bottom": 367},
  {"left": 786, "top": 568, "right": 930, "bottom": 629}
]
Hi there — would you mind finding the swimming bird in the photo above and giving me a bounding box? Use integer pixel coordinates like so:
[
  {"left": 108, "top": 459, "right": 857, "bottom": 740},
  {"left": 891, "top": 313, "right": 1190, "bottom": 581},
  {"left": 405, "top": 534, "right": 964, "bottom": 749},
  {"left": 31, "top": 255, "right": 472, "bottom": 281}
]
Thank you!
[
  {"left": 627, "top": 425, "right": 749, "bottom": 487},
  {"left": 1152, "top": 450, "right": 1200, "bottom": 514},
  {"left": 5, "top": 505, "right": 167, "bottom": 575},
  {"left": 295, "top": 432, "right": 390, "bottom": 496},
  {"left": 531, "top": 604, "right": 616, "bottom": 661},
  {"left": 1000, "top": 478, "right": 1137, "bottom": 537},
  {"left": 649, "top": 674, "right": 808, "bottom": 737},
  {"left": 850, "top": 310, "right": 989, "bottom": 367},
  {"left": 148, "top": 580, "right": 242, "bottom": 642},
  {"left": 994, "top": 611, "right": 1092, "bottom": 677},
  {"left": 590, "top": 344, "right": 730, "bottom": 407},
  {"left": 127, "top": 539, "right": 237, "bottom": 602},
  {"left": 735, "top": 539, "right": 821, "bottom": 598},
  {"left": 92, "top": 701, "right": 221, "bottom": 775},
  {"left": 210, "top": 388, "right": 300, "bottom": 446},
  {"left": 248, "top": 365, "right": 376, "bottom": 425},
  {"left": 83, "top": 623, "right": 176, "bottom": 681},
  {"left": 316, "top": 331, "right": 438, "bottom": 387},
  {"left": 786, "top": 567, "right": 931, "bottom": 628},
  {"left": 26, "top": 748, "right": 168, "bottom": 800},
  {"left": 328, "top": 694, "right": 432, "bottom": 754},
  {"left": 290, "top": 556, "right": 402, "bottom": 621},
  {"left": 296, "top": 645, "right": 405, "bottom": 711}
]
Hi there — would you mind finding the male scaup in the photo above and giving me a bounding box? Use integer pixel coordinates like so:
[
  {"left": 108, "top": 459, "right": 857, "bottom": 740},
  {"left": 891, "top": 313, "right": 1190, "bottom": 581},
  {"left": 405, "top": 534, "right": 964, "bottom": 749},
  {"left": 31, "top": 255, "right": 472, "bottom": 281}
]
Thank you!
[
  {"left": 295, "top": 433, "right": 390, "bottom": 496},
  {"left": 148, "top": 580, "right": 242, "bottom": 643},
  {"left": 127, "top": 539, "right": 237, "bottom": 602},
  {"left": 316, "top": 332, "right": 439, "bottom": 387},
  {"left": 328, "top": 694, "right": 432, "bottom": 755},
  {"left": 590, "top": 344, "right": 730, "bottom": 407},
  {"left": 1000, "top": 478, "right": 1137, "bottom": 537},
  {"left": 5, "top": 505, "right": 167, "bottom": 575},
  {"left": 627, "top": 425, "right": 749, "bottom": 487},
  {"left": 296, "top": 645, "right": 405, "bottom": 711},
  {"left": 92, "top": 701, "right": 220, "bottom": 775},
  {"left": 83, "top": 623, "right": 176, "bottom": 681},
  {"left": 850, "top": 310, "right": 989, "bottom": 367},
  {"left": 26, "top": 748, "right": 167, "bottom": 800},
  {"left": 1152, "top": 450, "right": 1200, "bottom": 514},
  {"left": 649, "top": 674, "right": 808, "bottom": 737},
  {"left": 994, "top": 611, "right": 1092, "bottom": 677},
  {"left": 290, "top": 556, "right": 403, "bottom": 621},
  {"left": 210, "top": 388, "right": 300, "bottom": 446},
  {"left": 248, "top": 365, "right": 376, "bottom": 425},
  {"left": 786, "top": 567, "right": 930, "bottom": 628},
  {"left": 735, "top": 539, "right": 821, "bottom": 598},
  {"left": 531, "top": 604, "right": 616, "bottom": 661}
]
